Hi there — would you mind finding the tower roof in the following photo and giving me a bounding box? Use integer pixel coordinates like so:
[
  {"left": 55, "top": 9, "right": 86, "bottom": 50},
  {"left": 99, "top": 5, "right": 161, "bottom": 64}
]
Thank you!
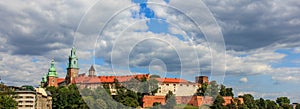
[
  {"left": 68, "top": 47, "right": 79, "bottom": 69},
  {"left": 47, "top": 59, "right": 58, "bottom": 77},
  {"left": 89, "top": 65, "right": 95, "bottom": 71},
  {"left": 42, "top": 74, "right": 47, "bottom": 83}
]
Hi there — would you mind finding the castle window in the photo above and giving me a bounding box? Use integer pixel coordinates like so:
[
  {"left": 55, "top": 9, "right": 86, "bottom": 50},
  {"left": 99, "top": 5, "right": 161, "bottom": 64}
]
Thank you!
[
  {"left": 173, "top": 84, "right": 176, "bottom": 86},
  {"left": 74, "top": 61, "right": 76, "bottom": 64},
  {"left": 166, "top": 84, "right": 169, "bottom": 86}
]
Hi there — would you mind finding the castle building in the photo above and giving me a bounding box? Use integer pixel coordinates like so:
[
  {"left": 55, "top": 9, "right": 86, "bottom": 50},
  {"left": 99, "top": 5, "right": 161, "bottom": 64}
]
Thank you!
[
  {"left": 39, "top": 47, "right": 243, "bottom": 108},
  {"left": 41, "top": 47, "right": 79, "bottom": 87}
]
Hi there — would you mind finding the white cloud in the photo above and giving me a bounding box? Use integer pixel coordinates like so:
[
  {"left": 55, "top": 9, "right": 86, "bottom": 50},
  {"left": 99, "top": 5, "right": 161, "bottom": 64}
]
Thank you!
[{"left": 239, "top": 77, "right": 248, "bottom": 83}]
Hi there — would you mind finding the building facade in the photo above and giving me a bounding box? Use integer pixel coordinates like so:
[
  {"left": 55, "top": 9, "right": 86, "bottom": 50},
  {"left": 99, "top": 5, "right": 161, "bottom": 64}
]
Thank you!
[{"left": 10, "top": 86, "right": 52, "bottom": 109}]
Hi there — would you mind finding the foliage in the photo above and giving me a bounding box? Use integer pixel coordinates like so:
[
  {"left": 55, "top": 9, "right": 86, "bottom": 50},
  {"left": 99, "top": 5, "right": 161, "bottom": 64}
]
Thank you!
[
  {"left": 0, "top": 83, "right": 18, "bottom": 109},
  {"left": 219, "top": 84, "right": 234, "bottom": 97},
  {"left": 296, "top": 104, "right": 300, "bottom": 109},
  {"left": 210, "top": 95, "right": 225, "bottom": 109},
  {"left": 276, "top": 97, "right": 290, "bottom": 106},
  {"left": 0, "top": 95, "right": 18, "bottom": 109},
  {"left": 205, "top": 81, "right": 219, "bottom": 98},
  {"left": 255, "top": 98, "right": 267, "bottom": 109},
  {"left": 196, "top": 82, "right": 207, "bottom": 96},
  {"left": 239, "top": 94, "right": 259, "bottom": 109},
  {"left": 265, "top": 99, "right": 279, "bottom": 109},
  {"left": 150, "top": 75, "right": 161, "bottom": 78},
  {"left": 164, "top": 91, "right": 176, "bottom": 109},
  {"left": 46, "top": 84, "right": 89, "bottom": 109}
]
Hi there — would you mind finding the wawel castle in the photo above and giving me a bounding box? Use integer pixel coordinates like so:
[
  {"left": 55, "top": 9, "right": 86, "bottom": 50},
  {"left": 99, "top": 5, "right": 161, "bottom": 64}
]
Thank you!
[{"left": 40, "top": 47, "right": 243, "bottom": 108}]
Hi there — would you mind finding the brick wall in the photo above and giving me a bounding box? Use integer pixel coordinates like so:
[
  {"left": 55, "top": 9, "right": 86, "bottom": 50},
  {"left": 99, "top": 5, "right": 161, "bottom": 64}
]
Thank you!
[{"left": 142, "top": 95, "right": 243, "bottom": 108}]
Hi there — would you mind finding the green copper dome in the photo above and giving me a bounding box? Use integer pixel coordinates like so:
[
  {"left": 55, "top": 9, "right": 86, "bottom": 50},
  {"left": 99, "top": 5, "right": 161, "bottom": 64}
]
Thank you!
[
  {"left": 68, "top": 47, "right": 79, "bottom": 69},
  {"left": 47, "top": 59, "right": 58, "bottom": 77},
  {"left": 42, "top": 74, "right": 47, "bottom": 83}
]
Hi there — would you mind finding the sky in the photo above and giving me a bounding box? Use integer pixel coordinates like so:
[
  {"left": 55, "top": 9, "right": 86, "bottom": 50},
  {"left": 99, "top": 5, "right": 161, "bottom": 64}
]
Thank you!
[{"left": 0, "top": 0, "right": 300, "bottom": 102}]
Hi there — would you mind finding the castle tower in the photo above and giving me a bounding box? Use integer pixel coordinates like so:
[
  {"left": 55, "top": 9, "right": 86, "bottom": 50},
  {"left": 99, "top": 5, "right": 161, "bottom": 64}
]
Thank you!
[
  {"left": 195, "top": 76, "right": 208, "bottom": 84},
  {"left": 65, "top": 47, "right": 79, "bottom": 85},
  {"left": 40, "top": 74, "right": 47, "bottom": 87},
  {"left": 47, "top": 59, "right": 58, "bottom": 87},
  {"left": 88, "top": 65, "right": 95, "bottom": 77}
]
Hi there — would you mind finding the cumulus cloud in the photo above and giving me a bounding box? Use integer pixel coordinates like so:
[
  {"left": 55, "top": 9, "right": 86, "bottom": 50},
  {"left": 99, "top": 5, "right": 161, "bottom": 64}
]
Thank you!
[{"left": 239, "top": 77, "right": 248, "bottom": 83}]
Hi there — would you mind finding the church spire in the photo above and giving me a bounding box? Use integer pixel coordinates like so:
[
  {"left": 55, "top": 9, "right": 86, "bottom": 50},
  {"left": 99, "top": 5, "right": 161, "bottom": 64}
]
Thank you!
[
  {"left": 47, "top": 58, "right": 58, "bottom": 77},
  {"left": 68, "top": 47, "right": 79, "bottom": 68}
]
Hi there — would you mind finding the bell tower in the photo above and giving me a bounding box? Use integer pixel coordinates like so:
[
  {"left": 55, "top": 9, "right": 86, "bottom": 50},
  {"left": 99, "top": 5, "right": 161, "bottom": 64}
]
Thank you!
[
  {"left": 47, "top": 59, "right": 58, "bottom": 87},
  {"left": 66, "top": 47, "right": 79, "bottom": 85}
]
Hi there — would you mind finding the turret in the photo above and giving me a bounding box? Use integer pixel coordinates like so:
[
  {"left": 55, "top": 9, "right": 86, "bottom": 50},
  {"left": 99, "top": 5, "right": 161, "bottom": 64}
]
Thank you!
[
  {"left": 65, "top": 47, "right": 79, "bottom": 85},
  {"left": 88, "top": 65, "right": 95, "bottom": 77}
]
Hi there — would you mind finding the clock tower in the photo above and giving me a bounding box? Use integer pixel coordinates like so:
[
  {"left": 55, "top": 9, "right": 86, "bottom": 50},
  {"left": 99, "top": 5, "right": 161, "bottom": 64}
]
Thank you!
[{"left": 65, "top": 47, "right": 79, "bottom": 85}]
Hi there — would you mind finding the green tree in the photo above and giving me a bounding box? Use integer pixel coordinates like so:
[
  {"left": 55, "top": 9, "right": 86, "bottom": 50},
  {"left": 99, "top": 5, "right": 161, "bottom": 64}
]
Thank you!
[
  {"left": 219, "top": 84, "right": 234, "bottom": 97},
  {"left": 276, "top": 97, "right": 290, "bottom": 106},
  {"left": 0, "top": 83, "right": 18, "bottom": 109},
  {"left": 211, "top": 95, "right": 225, "bottom": 109},
  {"left": 296, "top": 104, "right": 300, "bottom": 109},
  {"left": 220, "top": 85, "right": 226, "bottom": 96},
  {"left": 46, "top": 84, "right": 89, "bottom": 109},
  {"left": 0, "top": 95, "right": 18, "bottom": 109},
  {"left": 150, "top": 75, "right": 161, "bottom": 78},
  {"left": 239, "top": 94, "right": 258, "bottom": 109},
  {"left": 280, "top": 103, "right": 292, "bottom": 109},
  {"left": 225, "top": 88, "right": 234, "bottom": 97},
  {"left": 164, "top": 91, "right": 176, "bottom": 109},
  {"left": 205, "top": 81, "right": 219, "bottom": 98},
  {"left": 255, "top": 98, "right": 267, "bottom": 109},
  {"left": 196, "top": 82, "right": 208, "bottom": 96},
  {"left": 266, "top": 99, "right": 279, "bottom": 109}
]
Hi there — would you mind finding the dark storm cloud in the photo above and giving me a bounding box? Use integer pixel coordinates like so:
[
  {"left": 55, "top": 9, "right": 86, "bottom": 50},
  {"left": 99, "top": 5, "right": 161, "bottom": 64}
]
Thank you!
[{"left": 203, "top": 0, "right": 300, "bottom": 51}]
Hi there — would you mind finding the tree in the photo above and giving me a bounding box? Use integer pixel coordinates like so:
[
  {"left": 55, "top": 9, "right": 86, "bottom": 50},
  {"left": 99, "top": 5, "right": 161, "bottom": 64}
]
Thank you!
[
  {"left": 255, "top": 98, "right": 267, "bottom": 109},
  {"left": 239, "top": 94, "right": 258, "bottom": 109},
  {"left": 150, "top": 75, "right": 161, "bottom": 78},
  {"left": 266, "top": 99, "right": 279, "bottom": 109},
  {"left": 210, "top": 95, "right": 225, "bottom": 109},
  {"left": 225, "top": 88, "right": 234, "bottom": 97},
  {"left": 280, "top": 103, "right": 292, "bottom": 109},
  {"left": 219, "top": 84, "right": 234, "bottom": 97},
  {"left": 46, "top": 85, "right": 89, "bottom": 109},
  {"left": 0, "top": 95, "right": 18, "bottom": 109},
  {"left": 196, "top": 82, "right": 208, "bottom": 96},
  {"left": 0, "top": 83, "right": 18, "bottom": 109},
  {"left": 276, "top": 97, "right": 290, "bottom": 106},
  {"left": 296, "top": 104, "right": 300, "bottom": 109},
  {"left": 164, "top": 91, "right": 176, "bottom": 109},
  {"left": 220, "top": 85, "right": 226, "bottom": 96},
  {"left": 205, "top": 81, "right": 219, "bottom": 98}
]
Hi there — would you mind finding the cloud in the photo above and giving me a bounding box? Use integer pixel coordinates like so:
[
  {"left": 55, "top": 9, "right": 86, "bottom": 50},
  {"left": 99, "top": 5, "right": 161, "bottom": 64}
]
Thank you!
[
  {"left": 202, "top": 0, "right": 300, "bottom": 51},
  {"left": 239, "top": 77, "right": 248, "bottom": 83}
]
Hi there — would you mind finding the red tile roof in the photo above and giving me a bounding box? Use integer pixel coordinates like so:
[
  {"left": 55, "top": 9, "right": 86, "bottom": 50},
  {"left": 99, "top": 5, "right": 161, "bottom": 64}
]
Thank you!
[
  {"left": 155, "top": 78, "right": 188, "bottom": 83},
  {"left": 57, "top": 78, "right": 65, "bottom": 84},
  {"left": 75, "top": 74, "right": 150, "bottom": 84}
]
